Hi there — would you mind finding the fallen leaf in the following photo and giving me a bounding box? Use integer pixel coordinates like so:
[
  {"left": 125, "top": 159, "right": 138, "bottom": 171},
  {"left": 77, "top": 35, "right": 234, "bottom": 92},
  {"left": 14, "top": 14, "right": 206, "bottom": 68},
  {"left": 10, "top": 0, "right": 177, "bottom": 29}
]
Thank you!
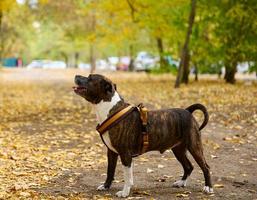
[
  {"left": 176, "top": 193, "right": 189, "bottom": 197},
  {"left": 163, "top": 175, "right": 173, "bottom": 178},
  {"left": 211, "top": 155, "right": 218, "bottom": 159},
  {"left": 19, "top": 191, "right": 31, "bottom": 197},
  {"left": 12, "top": 182, "right": 29, "bottom": 191},
  {"left": 133, "top": 191, "right": 151, "bottom": 196},
  {"left": 214, "top": 184, "right": 224, "bottom": 188}
]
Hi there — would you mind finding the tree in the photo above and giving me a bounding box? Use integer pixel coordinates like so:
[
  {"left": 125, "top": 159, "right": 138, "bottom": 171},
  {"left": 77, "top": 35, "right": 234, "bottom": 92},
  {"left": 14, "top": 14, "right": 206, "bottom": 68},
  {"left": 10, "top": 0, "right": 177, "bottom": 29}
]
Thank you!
[
  {"left": 219, "top": 1, "right": 257, "bottom": 83},
  {"left": 0, "top": 0, "right": 16, "bottom": 65},
  {"left": 195, "top": 0, "right": 257, "bottom": 83},
  {"left": 175, "top": 0, "right": 196, "bottom": 88},
  {"left": 37, "top": 0, "right": 90, "bottom": 68}
]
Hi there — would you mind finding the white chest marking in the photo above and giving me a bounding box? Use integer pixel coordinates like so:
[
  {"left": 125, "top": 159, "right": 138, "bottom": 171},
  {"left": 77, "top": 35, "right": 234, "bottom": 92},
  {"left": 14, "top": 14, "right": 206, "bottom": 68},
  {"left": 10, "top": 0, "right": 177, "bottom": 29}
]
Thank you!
[
  {"left": 102, "top": 132, "right": 118, "bottom": 153},
  {"left": 95, "top": 92, "right": 121, "bottom": 154}
]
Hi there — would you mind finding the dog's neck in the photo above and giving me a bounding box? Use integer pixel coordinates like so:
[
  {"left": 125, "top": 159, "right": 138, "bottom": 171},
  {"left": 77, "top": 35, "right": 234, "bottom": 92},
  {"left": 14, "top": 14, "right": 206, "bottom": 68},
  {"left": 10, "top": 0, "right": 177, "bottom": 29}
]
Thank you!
[{"left": 94, "top": 91, "right": 122, "bottom": 124}]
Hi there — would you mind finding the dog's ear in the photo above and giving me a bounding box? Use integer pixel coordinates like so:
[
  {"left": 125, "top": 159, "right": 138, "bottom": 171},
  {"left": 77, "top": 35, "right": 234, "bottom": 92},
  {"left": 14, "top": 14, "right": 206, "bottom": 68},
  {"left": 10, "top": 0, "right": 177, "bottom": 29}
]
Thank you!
[
  {"left": 114, "top": 84, "right": 117, "bottom": 91},
  {"left": 103, "top": 80, "right": 113, "bottom": 94}
]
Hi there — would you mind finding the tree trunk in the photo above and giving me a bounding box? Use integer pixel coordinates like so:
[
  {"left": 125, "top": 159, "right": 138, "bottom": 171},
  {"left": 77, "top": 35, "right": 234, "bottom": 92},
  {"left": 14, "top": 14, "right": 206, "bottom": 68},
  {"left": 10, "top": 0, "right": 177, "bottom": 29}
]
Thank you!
[
  {"left": 60, "top": 52, "right": 69, "bottom": 68},
  {"left": 90, "top": 43, "right": 96, "bottom": 73},
  {"left": 128, "top": 44, "right": 135, "bottom": 71},
  {"left": 156, "top": 37, "right": 166, "bottom": 70},
  {"left": 175, "top": 0, "right": 196, "bottom": 88},
  {"left": 194, "top": 65, "right": 198, "bottom": 81},
  {"left": 224, "top": 61, "right": 237, "bottom": 84},
  {"left": 74, "top": 52, "right": 79, "bottom": 68},
  {"left": 218, "top": 68, "right": 222, "bottom": 79},
  {"left": 126, "top": 0, "right": 138, "bottom": 23},
  {"left": 182, "top": 51, "right": 190, "bottom": 84}
]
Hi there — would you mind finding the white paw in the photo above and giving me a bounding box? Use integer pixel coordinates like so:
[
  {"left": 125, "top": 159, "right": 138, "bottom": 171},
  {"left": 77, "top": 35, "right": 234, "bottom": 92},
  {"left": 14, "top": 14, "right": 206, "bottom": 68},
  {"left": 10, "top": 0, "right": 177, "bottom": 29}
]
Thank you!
[
  {"left": 203, "top": 186, "right": 214, "bottom": 194},
  {"left": 173, "top": 180, "right": 187, "bottom": 187},
  {"left": 97, "top": 184, "right": 108, "bottom": 191},
  {"left": 116, "top": 189, "right": 130, "bottom": 198}
]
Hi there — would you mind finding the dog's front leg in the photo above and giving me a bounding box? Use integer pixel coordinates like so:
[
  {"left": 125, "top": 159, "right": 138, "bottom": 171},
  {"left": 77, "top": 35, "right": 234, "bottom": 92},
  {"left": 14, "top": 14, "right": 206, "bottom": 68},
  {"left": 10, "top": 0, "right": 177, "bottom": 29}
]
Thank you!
[
  {"left": 116, "top": 154, "right": 133, "bottom": 198},
  {"left": 97, "top": 149, "right": 118, "bottom": 190}
]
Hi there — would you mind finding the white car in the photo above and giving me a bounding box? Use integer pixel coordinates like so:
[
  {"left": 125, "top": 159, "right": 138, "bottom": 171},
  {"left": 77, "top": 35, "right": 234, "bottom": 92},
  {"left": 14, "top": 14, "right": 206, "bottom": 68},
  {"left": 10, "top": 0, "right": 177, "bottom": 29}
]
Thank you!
[
  {"left": 27, "top": 60, "right": 48, "bottom": 69},
  {"left": 134, "top": 52, "right": 158, "bottom": 71},
  {"left": 79, "top": 62, "right": 91, "bottom": 70},
  {"left": 108, "top": 57, "right": 119, "bottom": 70},
  {"left": 96, "top": 59, "right": 116, "bottom": 71},
  {"left": 96, "top": 59, "right": 108, "bottom": 70},
  {"left": 79, "top": 60, "right": 116, "bottom": 71},
  {"left": 237, "top": 62, "right": 250, "bottom": 73},
  {"left": 27, "top": 60, "right": 66, "bottom": 69},
  {"left": 43, "top": 61, "right": 66, "bottom": 69}
]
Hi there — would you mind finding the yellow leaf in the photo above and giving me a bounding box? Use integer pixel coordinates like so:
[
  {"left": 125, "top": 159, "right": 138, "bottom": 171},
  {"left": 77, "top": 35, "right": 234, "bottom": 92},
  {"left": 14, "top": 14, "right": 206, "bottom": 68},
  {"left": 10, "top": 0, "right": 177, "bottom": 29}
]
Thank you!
[{"left": 214, "top": 184, "right": 224, "bottom": 188}]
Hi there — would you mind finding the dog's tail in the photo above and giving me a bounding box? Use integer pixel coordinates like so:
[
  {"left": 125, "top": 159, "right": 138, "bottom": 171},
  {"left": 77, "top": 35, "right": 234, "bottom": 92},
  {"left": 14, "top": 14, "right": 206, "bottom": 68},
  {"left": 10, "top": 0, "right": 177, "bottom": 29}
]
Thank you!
[{"left": 186, "top": 103, "right": 209, "bottom": 131}]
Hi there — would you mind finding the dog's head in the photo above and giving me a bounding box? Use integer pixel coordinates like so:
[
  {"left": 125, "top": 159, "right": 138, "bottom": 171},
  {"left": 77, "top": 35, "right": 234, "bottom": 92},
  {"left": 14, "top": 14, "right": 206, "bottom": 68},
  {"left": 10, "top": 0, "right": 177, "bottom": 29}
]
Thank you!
[{"left": 73, "top": 74, "right": 116, "bottom": 104}]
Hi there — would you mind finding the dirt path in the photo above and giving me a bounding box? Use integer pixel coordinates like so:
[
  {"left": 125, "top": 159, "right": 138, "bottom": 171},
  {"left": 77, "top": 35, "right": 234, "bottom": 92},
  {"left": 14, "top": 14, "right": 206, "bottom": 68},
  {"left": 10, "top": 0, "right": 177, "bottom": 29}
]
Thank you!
[
  {"left": 0, "top": 69, "right": 256, "bottom": 199},
  {"left": 36, "top": 124, "right": 257, "bottom": 200}
]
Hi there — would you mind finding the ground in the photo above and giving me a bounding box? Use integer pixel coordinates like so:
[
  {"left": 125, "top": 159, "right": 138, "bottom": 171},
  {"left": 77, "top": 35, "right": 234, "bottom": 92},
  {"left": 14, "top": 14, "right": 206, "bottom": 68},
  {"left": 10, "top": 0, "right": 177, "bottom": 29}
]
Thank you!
[{"left": 0, "top": 69, "right": 256, "bottom": 200}]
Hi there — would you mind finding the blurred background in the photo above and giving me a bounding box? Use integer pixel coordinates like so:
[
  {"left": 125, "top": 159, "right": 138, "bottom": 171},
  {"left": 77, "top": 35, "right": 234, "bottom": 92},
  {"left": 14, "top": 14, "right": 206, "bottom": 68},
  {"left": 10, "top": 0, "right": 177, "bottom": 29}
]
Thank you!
[
  {"left": 1, "top": 1, "right": 257, "bottom": 199},
  {"left": 0, "top": 0, "right": 256, "bottom": 85}
]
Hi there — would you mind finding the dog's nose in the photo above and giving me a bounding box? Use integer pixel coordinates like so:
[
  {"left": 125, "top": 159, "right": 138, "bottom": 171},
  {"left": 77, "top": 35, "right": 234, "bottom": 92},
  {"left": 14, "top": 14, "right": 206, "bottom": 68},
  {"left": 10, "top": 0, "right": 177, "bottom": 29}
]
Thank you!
[
  {"left": 75, "top": 75, "right": 82, "bottom": 85},
  {"left": 75, "top": 75, "right": 87, "bottom": 85}
]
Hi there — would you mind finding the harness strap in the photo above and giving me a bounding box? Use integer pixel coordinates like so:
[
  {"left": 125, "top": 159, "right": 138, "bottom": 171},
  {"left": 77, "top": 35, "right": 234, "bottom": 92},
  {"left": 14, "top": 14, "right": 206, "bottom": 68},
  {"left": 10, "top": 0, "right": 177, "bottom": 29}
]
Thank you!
[
  {"left": 138, "top": 104, "right": 149, "bottom": 154},
  {"left": 96, "top": 103, "right": 150, "bottom": 155},
  {"left": 96, "top": 105, "right": 135, "bottom": 135}
]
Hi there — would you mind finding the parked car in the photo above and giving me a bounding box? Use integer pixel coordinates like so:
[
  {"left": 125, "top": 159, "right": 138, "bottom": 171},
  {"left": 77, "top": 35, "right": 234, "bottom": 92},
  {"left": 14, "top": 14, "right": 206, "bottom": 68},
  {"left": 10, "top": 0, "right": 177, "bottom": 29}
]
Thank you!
[
  {"left": 237, "top": 62, "right": 250, "bottom": 73},
  {"left": 79, "top": 60, "right": 116, "bottom": 71},
  {"left": 134, "top": 51, "right": 158, "bottom": 71},
  {"left": 96, "top": 59, "right": 108, "bottom": 70},
  {"left": 107, "top": 57, "right": 119, "bottom": 70},
  {"left": 96, "top": 59, "right": 116, "bottom": 71},
  {"left": 117, "top": 56, "right": 130, "bottom": 71},
  {"left": 27, "top": 60, "right": 66, "bottom": 69},
  {"left": 78, "top": 62, "right": 91, "bottom": 70},
  {"left": 27, "top": 60, "right": 49, "bottom": 69},
  {"left": 43, "top": 61, "right": 66, "bottom": 69}
]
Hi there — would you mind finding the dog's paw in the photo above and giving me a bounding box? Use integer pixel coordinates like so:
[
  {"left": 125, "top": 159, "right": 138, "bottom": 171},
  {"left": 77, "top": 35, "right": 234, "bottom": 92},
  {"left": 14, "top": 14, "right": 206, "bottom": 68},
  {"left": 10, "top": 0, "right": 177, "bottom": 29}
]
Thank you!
[
  {"left": 203, "top": 186, "right": 214, "bottom": 194},
  {"left": 116, "top": 189, "right": 130, "bottom": 198},
  {"left": 173, "top": 180, "right": 187, "bottom": 187},
  {"left": 97, "top": 184, "right": 108, "bottom": 191}
]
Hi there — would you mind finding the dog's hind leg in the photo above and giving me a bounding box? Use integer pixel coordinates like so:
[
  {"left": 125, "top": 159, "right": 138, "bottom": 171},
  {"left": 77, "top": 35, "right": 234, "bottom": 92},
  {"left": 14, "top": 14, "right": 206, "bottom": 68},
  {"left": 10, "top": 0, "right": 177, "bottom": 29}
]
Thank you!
[
  {"left": 172, "top": 144, "right": 194, "bottom": 187},
  {"left": 188, "top": 133, "right": 213, "bottom": 193},
  {"left": 97, "top": 149, "right": 118, "bottom": 190},
  {"left": 116, "top": 154, "right": 133, "bottom": 198}
]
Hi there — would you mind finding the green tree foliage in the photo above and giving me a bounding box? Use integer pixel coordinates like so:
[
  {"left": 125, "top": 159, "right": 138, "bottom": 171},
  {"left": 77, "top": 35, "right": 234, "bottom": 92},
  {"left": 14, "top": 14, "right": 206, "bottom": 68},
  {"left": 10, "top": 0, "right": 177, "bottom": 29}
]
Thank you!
[
  {"left": 0, "top": 0, "right": 17, "bottom": 64},
  {"left": 192, "top": 0, "right": 257, "bottom": 83},
  {"left": 0, "top": 0, "right": 256, "bottom": 83},
  {"left": 216, "top": 0, "right": 257, "bottom": 83}
]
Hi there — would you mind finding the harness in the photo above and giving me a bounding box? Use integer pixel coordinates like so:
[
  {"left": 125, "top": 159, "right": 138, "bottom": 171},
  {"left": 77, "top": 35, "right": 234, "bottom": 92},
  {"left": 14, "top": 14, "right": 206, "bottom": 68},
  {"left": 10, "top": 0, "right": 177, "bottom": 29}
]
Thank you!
[{"left": 96, "top": 104, "right": 149, "bottom": 155}]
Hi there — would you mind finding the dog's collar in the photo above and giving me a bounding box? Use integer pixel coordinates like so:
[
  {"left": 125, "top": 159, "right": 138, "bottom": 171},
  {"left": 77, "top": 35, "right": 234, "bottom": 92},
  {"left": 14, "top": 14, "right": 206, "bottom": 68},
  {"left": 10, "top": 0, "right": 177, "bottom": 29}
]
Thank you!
[{"left": 96, "top": 105, "right": 136, "bottom": 135}]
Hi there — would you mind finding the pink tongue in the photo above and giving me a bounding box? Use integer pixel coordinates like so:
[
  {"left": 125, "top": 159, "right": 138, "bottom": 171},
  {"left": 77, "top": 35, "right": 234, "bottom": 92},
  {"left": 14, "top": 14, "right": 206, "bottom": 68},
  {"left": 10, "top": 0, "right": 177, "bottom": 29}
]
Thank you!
[{"left": 73, "top": 86, "right": 86, "bottom": 91}]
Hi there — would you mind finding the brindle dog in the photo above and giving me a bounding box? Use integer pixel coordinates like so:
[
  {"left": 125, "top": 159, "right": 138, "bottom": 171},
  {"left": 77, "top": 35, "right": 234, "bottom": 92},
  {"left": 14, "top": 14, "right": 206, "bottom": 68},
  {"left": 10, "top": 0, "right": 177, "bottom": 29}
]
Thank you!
[{"left": 73, "top": 74, "right": 213, "bottom": 198}]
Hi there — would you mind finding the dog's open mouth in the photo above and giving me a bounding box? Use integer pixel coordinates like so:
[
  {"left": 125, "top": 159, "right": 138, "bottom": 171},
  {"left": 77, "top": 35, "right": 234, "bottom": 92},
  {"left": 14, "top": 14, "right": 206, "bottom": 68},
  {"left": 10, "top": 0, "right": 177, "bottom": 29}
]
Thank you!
[{"left": 73, "top": 86, "right": 87, "bottom": 94}]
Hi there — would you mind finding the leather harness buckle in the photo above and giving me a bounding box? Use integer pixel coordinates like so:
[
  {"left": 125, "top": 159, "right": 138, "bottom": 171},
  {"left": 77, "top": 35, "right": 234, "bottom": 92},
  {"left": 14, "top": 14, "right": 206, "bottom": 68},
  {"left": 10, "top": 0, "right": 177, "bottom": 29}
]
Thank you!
[{"left": 138, "top": 104, "right": 149, "bottom": 154}]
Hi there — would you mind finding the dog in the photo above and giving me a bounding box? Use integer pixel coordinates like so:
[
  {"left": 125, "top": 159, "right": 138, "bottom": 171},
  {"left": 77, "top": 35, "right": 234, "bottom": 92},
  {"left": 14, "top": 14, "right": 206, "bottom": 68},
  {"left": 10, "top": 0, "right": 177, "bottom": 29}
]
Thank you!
[{"left": 73, "top": 74, "right": 213, "bottom": 197}]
